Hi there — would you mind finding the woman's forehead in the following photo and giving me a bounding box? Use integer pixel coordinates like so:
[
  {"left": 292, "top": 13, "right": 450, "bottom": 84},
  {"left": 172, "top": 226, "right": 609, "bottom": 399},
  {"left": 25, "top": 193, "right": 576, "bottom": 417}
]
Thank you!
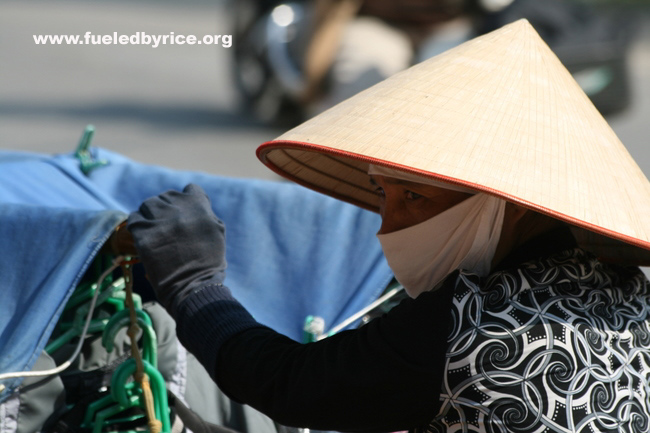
[
  {"left": 368, "top": 174, "right": 415, "bottom": 186},
  {"left": 369, "top": 174, "right": 450, "bottom": 191},
  {"left": 367, "top": 166, "right": 477, "bottom": 194}
]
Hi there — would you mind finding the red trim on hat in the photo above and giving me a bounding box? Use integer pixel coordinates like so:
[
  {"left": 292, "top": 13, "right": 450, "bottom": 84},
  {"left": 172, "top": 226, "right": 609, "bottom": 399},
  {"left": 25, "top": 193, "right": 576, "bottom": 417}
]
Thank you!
[{"left": 257, "top": 140, "right": 650, "bottom": 255}]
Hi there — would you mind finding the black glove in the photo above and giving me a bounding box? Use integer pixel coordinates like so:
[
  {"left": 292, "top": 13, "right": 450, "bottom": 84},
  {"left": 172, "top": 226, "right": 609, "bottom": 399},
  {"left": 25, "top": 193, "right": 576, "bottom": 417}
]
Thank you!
[{"left": 127, "top": 184, "right": 226, "bottom": 315}]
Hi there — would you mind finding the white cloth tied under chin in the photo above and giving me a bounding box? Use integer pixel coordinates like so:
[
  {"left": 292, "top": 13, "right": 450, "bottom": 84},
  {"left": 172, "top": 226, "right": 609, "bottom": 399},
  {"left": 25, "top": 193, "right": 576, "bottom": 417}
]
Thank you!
[{"left": 369, "top": 165, "right": 506, "bottom": 298}]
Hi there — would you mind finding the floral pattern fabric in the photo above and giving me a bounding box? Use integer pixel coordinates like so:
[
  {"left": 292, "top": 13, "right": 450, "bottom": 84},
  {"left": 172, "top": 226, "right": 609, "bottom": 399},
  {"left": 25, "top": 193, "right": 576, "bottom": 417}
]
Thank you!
[{"left": 424, "top": 248, "right": 650, "bottom": 433}]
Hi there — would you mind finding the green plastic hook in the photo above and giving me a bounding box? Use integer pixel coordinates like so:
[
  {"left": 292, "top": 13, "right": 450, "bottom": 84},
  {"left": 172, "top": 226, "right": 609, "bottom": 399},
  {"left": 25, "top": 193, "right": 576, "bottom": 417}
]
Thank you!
[
  {"left": 110, "top": 358, "right": 170, "bottom": 432},
  {"left": 74, "top": 124, "right": 109, "bottom": 175},
  {"left": 65, "top": 277, "right": 123, "bottom": 313},
  {"left": 45, "top": 318, "right": 110, "bottom": 354},
  {"left": 47, "top": 278, "right": 144, "bottom": 354},
  {"left": 102, "top": 309, "right": 157, "bottom": 368},
  {"left": 45, "top": 288, "right": 120, "bottom": 354},
  {"left": 82, "top": 359, "right": 170, "bottom": 433},
  {"left": 81, "top": 339, "right": 165, "bottom": 432},
  {"left": 90, "top": 390, "right": 141, "bottom": 433}
]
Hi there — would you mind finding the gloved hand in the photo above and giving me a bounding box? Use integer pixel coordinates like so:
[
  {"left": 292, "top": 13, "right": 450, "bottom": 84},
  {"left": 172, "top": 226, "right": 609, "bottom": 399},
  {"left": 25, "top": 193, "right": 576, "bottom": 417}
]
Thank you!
[{"left": 127, "top": 184, "right": 226, "bottom": 315}]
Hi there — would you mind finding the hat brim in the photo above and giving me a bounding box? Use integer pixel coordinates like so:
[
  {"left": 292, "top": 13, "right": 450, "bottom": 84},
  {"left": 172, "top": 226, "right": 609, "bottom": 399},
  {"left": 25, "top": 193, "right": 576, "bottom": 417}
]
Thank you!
[{"left": 258, "top": 140, "right": 650, "bottom": 266}]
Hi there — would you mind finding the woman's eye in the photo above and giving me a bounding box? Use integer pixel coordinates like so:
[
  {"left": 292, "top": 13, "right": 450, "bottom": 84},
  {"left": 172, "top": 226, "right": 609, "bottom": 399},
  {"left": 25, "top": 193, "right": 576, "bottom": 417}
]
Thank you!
[
  {"left": 374, "top": 187, "right": 385, "bottom": 196},
  {"left": 406, "top": 191, "right": 423, "bottom": 201}
]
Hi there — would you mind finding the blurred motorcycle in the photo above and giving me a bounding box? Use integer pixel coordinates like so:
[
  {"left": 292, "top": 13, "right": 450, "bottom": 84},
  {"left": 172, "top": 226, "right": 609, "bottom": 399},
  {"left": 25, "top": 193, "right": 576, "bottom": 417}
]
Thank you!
[
  {"left": 231, "top": 0, "right": 635, "bottom": 125},
  {"left": 232, "top": 0, "right": 313, "bottom": 124}
]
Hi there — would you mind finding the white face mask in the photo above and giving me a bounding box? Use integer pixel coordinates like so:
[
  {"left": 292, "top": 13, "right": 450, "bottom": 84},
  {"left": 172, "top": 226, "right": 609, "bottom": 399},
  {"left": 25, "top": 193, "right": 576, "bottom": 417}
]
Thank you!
[{"left": 369, "top": 165, "right": 506, "bottom": 298}]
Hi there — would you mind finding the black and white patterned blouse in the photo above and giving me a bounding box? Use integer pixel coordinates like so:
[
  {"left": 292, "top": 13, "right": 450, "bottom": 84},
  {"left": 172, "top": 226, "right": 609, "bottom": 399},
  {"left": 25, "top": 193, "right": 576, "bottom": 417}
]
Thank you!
[{"left": 425, "top": 247, "right": 650, "bottom": 433}]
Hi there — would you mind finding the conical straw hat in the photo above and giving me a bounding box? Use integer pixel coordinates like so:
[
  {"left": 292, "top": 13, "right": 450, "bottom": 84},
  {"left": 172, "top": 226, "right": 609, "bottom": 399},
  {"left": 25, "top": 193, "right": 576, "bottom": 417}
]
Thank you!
[{"left": 257, "top": 19, "right": 650, "bottom": 265}]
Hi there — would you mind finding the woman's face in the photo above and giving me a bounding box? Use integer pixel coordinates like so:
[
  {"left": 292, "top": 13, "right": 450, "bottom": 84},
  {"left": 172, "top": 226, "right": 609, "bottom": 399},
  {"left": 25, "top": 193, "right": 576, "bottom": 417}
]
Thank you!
[{"left": 370, "top": 175, "right": 473, "bottom": 235}]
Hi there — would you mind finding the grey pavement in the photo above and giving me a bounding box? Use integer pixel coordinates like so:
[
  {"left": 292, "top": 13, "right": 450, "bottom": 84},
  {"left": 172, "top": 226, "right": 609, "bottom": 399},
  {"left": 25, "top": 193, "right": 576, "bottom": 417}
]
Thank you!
[{"left": 1, "top": 0, "right": 284, "bottom": 180}]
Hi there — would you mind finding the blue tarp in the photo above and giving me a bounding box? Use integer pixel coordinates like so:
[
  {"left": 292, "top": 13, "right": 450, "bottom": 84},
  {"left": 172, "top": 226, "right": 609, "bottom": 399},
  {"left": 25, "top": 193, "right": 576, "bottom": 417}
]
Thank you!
[{"left": 0, "top": 148, "right": 393, "bottom": 402}]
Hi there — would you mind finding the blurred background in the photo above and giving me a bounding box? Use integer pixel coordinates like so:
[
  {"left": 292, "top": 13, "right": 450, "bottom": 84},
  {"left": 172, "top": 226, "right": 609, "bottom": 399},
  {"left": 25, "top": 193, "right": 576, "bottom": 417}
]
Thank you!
[{"left": 1, "top": 0, "right": 649, "bottom": 183}]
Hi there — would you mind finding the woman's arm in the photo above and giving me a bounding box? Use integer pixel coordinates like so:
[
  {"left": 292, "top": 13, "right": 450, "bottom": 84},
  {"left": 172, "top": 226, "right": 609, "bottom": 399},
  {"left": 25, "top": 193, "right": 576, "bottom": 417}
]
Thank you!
[{"left": 176, "top": 278, "right": 454, "bottom": 432}]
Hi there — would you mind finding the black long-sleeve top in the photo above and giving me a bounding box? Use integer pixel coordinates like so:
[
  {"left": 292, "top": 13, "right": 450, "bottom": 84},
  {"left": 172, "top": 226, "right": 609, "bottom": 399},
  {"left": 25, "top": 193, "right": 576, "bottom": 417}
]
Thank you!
[
  {"left": 175, "top": 278, "right": 455, "bottom": 432},
  {"left": 174, "top": 229, "right": 578, "bottom": 432}
]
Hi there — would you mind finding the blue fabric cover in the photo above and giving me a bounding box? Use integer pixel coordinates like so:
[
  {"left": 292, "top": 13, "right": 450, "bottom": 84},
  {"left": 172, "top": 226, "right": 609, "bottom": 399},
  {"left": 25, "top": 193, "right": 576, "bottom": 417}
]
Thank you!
[{"left": 0, "top": 148, "right": 392, "bottom": 402}]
